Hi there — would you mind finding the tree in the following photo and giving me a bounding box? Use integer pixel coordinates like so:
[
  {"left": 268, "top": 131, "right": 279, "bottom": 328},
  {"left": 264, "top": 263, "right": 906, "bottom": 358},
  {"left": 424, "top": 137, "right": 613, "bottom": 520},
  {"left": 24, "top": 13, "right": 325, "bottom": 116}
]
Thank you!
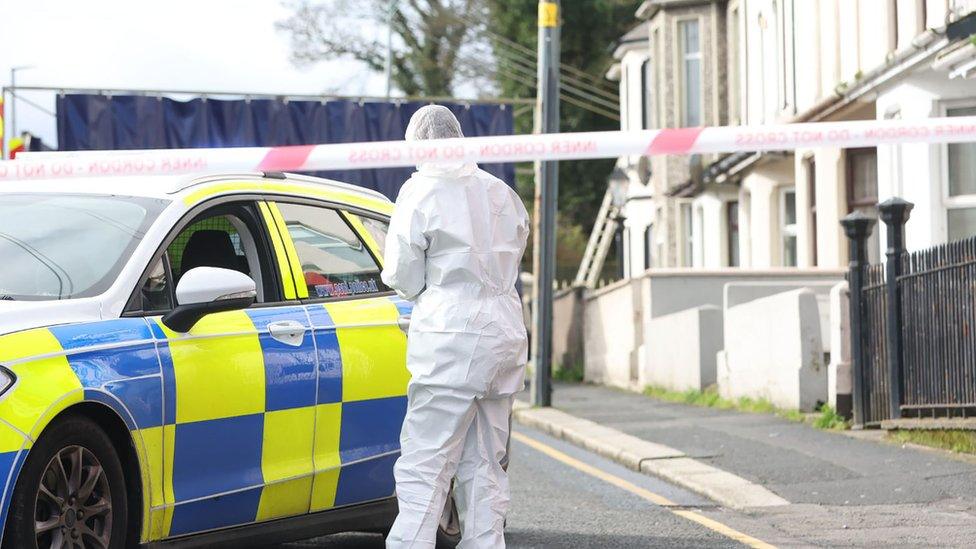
[
  {"left": 486, "top": 0, "right": 639, "bottom": 279},
  {"left": 277, "top": 0, "right": 490, "bottom": 97}
]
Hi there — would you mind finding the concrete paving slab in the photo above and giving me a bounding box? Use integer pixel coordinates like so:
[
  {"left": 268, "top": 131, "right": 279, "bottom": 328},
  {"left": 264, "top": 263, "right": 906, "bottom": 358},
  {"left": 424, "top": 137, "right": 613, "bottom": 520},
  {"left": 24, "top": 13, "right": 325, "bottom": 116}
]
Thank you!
[{"left": 550, "top": 382, "right": 976, "bottom": 510}]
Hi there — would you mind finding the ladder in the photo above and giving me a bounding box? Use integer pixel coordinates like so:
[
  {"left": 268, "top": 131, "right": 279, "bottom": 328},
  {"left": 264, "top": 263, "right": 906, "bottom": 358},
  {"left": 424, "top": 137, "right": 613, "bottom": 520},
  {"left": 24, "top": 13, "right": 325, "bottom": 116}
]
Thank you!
[{"left": 574, "top": 187, "right": 621, "bottom": 288}]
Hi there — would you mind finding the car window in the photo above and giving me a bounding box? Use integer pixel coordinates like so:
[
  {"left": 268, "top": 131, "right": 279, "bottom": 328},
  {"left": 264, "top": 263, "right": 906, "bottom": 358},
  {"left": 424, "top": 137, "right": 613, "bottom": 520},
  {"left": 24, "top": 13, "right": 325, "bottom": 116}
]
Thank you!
[
  {"left": 160, "top": 208, "right": 269, "bottom": 305},
  {"left": 138, "top": 254, "right": 173, "bottom": 312},
  {"left": 168, "top": 215, "right": 249, "bottom": 281},
  {"left": 353, "top": 214, "right": 389, "bottom": 257},
  {"left": 0, "top": 193, "right": 166, "bottom": 301},
  {"left": 276, "top": 203, "right": 390, "bottom": 300}
]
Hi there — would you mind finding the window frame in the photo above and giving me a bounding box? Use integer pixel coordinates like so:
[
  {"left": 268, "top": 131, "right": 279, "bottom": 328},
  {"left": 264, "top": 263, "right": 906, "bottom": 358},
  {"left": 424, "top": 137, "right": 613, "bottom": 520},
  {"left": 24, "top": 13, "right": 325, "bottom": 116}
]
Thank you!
[
  {"left": 676, "top": 16, "right": 704, "bottom": 128},
  {"left": 805, "top": 155, "right": 818, "bottom": 266},
  {"left": 726, "top": 200, "right": 740, "bottom": 267},
  {"left": 641, "top": 57, "right": 654, "bottom": 130},
  {"left": 940, "top": 100, "right": 976, "bottom": 240},
  {"left": 780, "top": 187, "right": 798, "bottom": 267},
  {"left": 728, "top": 1, "right": 742, "bottom": 125},
  {"left": 270, "top": 197, "right": 395, "bottom": 305},
  {"left": 679, "top": 200, "right": 695, "bottom": 267},
  {"left": 123, "top": 196, "right": 287, "bottom": 317},
  {"left": 845, "top": 147, "right": 879, "bottom": 212}
]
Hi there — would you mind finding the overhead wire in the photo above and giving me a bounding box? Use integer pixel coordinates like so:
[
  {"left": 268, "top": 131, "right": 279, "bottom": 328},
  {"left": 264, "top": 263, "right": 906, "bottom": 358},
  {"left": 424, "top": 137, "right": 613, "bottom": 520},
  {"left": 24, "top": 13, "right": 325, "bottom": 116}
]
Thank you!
[
  {"left": 489, "top": 50, "right": 620, "bottom": 113},
  {"left": 454, "top": 11, "right": 615, "bottom": 88},
  {"left": 460, "top": 55, "right": 620, "bottom": 121},
  {"left": 488, "top": 38, "right": 621, "bottom": 103},
  {"left": 444, "top": 10, "right": 620, "bottom": 101}
]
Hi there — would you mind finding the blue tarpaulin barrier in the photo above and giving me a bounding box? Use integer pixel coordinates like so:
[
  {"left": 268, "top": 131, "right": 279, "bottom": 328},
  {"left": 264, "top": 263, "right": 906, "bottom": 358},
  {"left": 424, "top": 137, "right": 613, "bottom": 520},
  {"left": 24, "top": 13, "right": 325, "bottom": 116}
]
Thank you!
[{"left": 56, "top": 94, "right": 516, "bottom": 200}]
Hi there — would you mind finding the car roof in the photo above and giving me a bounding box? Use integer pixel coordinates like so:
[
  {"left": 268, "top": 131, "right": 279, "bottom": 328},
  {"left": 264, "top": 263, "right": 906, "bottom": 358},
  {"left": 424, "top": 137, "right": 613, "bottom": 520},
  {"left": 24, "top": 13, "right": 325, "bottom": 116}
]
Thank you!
[{"left": 0, "top": 172, "right": 394, "bottom": 215}]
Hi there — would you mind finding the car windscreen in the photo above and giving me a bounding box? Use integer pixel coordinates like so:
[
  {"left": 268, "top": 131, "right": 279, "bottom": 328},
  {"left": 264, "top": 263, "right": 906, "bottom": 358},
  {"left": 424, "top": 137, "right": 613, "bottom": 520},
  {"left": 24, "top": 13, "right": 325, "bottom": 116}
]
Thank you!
[{"left": 0, "top": 193, "right": 168, "bottom": 301}]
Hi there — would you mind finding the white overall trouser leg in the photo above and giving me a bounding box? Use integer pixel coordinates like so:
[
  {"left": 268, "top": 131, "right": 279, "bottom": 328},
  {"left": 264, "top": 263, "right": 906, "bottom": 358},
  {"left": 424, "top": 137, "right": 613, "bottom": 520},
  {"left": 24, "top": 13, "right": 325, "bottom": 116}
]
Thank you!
[
  {"left": 387, "top": 386, "right": 513, "bottom": 548},
  {"left": 454, "top": 395, "right": 514, "bottom": 549},
  {"left": 387, "top": 384, "right": 476, "bottom": 549}
]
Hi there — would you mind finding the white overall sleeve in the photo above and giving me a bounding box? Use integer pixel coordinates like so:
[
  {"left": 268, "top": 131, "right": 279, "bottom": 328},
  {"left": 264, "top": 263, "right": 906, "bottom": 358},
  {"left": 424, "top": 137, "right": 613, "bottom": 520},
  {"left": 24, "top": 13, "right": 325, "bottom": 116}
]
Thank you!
[{"left": 381, "top": 184, "right": 428, "bottom": 301}]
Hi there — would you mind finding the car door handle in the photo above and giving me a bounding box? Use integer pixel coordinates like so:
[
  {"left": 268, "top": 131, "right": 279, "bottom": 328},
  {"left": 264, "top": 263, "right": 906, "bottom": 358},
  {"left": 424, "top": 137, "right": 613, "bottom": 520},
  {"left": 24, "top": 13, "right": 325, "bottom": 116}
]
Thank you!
[
  {"left": 397, "top": 314, "right": 411, "bottom": 334},
  {"left": 268, "top": 320, "right": 306, "bottom": 347}
]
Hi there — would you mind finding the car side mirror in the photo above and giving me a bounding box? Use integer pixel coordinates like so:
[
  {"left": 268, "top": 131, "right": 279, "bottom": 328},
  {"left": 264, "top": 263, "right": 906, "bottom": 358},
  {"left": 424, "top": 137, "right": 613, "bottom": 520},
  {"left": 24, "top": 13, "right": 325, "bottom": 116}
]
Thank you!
[{"left": 161, "top": 267, "right": 256, "bottom": 333}]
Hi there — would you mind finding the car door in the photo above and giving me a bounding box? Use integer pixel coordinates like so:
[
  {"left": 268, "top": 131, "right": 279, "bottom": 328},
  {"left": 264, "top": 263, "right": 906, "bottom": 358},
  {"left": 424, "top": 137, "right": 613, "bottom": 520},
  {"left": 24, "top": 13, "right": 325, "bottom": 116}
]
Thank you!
[
  {"left": 128, "top": 199, "right": 317, "bottom": 538},
  {"left": 269, "top": 200, "right": 411, "bottom": 511}
]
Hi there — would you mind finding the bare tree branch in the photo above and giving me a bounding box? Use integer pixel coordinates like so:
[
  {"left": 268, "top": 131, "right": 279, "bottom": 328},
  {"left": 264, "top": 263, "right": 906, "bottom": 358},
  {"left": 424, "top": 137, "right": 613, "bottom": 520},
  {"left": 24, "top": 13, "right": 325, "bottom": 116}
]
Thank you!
[{"left": 276, "top": 0, "right": 492, "bottom": 97}]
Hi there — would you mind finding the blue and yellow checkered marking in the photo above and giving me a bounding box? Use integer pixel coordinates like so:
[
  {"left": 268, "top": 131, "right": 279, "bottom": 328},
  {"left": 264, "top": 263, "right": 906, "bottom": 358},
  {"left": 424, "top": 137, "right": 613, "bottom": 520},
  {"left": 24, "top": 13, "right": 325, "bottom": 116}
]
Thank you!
[
  {"left": 305, "top": 306, "right": 343, "bottom": 405},
  {"left": 0, "top": 292, "right": 415, "bottom": 542},
  {"left": 247, "top": 307, "right": 317, "bottom": 411}
]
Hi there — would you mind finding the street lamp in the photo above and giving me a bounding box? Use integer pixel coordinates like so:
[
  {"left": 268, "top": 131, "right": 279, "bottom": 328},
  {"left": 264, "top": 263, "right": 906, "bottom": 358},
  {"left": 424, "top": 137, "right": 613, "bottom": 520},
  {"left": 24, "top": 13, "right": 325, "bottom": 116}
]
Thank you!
[{"left": 9, "top": 65, "right": 36, "bottom": 139}]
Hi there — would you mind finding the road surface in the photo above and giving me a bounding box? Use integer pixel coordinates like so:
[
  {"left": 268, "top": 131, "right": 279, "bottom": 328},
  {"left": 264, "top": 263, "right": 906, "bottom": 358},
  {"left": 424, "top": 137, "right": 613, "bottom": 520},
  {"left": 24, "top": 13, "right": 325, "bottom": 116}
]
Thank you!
[{"left": 275, "top": 425, "right": 770, "bottom": 548}]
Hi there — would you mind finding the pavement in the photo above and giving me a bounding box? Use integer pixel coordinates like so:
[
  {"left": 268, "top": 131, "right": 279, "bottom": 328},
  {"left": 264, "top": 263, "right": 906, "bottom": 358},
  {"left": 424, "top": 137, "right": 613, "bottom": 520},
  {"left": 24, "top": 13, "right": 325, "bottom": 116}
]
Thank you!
[{"left": 514, "top": 382, "right": 976, "bottom": 547}]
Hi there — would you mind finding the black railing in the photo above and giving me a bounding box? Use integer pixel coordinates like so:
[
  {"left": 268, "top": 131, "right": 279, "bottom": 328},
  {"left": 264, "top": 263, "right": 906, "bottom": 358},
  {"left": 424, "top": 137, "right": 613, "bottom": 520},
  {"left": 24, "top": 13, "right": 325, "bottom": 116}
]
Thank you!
[
  {"left": 900, "top": 238, "right": 976, "bottom": 415},
  {"left": 844, "top": 199, "right": 976, "bottom": 426}
]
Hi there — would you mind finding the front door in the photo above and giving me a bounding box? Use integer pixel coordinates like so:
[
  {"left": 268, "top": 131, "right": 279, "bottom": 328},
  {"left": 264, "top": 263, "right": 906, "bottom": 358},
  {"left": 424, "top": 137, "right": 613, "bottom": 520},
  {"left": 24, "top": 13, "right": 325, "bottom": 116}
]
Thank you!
[
  {"left": 129, "top": 201, "right": 317, "bottom": 538},
  {"left": 270, "top": 201, "right": 411, "bottom": 511}
]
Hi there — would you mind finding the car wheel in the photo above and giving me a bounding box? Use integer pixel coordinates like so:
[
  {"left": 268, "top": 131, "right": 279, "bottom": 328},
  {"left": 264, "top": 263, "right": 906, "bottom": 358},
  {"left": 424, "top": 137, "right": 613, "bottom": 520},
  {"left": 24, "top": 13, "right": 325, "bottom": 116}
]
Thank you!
[
  {"left": 435, "top": 485, "right": 461, "bottom": 549},
  {"left": 3, "top": 415, "right": 130, "bottom": 549}
]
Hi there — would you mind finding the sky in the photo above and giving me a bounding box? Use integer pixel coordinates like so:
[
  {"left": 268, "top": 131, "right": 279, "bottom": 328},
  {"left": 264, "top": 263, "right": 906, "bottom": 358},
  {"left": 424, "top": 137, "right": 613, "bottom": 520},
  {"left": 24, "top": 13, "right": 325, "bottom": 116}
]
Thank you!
[{"left": 0, "top": 0, "right": 388, "bottom": 147}]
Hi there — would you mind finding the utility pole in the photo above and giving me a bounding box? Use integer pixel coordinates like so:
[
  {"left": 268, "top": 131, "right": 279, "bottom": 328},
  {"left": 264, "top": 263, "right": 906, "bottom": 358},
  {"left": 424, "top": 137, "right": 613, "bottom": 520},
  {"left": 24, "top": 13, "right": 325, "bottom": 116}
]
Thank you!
[{"left": 531, "top": 0, "right": 560, "bottom": 407}]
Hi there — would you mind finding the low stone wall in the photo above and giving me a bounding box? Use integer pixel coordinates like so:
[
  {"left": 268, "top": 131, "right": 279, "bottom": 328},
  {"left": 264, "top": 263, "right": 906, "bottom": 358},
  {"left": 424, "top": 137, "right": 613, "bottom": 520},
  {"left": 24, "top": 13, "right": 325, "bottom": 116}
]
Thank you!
[
  {"left": 642, "top": 305, "right": 722, "bottom": 392},
  {"left": 583, "top": 279, "right": 640, "bottom": 389},
  {"left": 723, "top": 280, "right": 839, "bottom": 353},
  {"left": 570, "top": 268, "right": 846, "bottom": 408},
  {"left": 552, "top": 286, "right": 585, "bottom": 372},
  {"left": 718, "top": 288, "right": 827, "bottom": 411},
  {"left": 828, "top": 281, "right": 852, "bottom": 416}
]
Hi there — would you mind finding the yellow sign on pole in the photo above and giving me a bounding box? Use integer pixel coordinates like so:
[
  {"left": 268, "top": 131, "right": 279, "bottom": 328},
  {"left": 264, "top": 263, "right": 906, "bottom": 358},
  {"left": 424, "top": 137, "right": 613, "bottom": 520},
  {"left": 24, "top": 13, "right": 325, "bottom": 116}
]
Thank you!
[
  {"left": 0, "top": 96, "right": 5, "bottom": 159},
  {"left": 538, "top": 1, "right": 559, "bottom": 27}
]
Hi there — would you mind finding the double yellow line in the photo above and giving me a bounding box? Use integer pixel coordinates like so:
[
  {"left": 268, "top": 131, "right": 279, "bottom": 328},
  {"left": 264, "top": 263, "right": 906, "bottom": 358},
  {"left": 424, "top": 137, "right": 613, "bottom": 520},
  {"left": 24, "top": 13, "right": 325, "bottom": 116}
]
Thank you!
[{"left": 511, "top": 431, "right": 776, "bottom": 549}]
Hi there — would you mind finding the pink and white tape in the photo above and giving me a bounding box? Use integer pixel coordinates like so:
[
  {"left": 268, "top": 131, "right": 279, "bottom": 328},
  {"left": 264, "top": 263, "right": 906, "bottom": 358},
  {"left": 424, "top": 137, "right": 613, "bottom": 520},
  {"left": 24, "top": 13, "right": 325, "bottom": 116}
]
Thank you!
[{"left": 3, "top": 116, "right": 975, "bottom": 181}]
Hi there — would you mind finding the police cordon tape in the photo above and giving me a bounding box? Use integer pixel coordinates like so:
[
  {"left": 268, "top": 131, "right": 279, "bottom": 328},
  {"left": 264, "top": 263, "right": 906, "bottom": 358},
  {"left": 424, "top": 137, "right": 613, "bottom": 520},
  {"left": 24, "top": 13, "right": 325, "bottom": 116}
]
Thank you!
[{"left": 4, "top": 116, "right": 976, "bottom": 181}]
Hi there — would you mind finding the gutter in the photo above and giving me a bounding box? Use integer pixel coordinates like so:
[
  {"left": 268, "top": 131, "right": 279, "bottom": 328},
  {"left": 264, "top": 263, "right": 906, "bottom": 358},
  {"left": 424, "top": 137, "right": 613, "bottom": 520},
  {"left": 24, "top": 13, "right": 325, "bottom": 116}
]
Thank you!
[{"left": 806, "top": 30, "right": 947, "bottom": 122}]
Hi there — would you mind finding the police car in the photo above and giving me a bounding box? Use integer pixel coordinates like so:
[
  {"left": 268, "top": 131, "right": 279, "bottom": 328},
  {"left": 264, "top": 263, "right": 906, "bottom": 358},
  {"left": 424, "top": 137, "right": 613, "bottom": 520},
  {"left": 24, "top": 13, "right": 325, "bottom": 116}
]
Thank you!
[{"left": 0, "top": 172, "right": 461, "bottom": 548}]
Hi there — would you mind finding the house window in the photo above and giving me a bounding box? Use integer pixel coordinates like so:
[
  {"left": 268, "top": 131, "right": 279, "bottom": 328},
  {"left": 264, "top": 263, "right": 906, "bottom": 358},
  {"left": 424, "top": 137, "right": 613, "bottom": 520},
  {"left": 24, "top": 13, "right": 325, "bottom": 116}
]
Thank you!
[
  {"left": 644, "top": 224, "right": 654, "bottom": 270},
  {"left": 679, "top": 19, "right": 702, "bottom": 127},
  {"left": 848, "top": 149, "right": 879, "bottom": 211},
  {"left": 946, "top": 105, "right": 976, "bottom": 240},
  {"left": 642, "top": 58, "right": 654, "bottom": 129},
  {"left": 727, "top": 201, "right": 740, "bottom": 267},
  {"left": 847, "top": 148, "right": 880, "bottom": 262},
  {"left": 653, "top": 27, "right": 664, "bottom": 127},
  {"left": 681, "top": 202, "right": 694, "bottom": 267},
  {"left": 781, "top": 188, "right": 797, "bottom": 267},
  {"left": 728, "top": 4, "right": 741, "bottom": 125}
]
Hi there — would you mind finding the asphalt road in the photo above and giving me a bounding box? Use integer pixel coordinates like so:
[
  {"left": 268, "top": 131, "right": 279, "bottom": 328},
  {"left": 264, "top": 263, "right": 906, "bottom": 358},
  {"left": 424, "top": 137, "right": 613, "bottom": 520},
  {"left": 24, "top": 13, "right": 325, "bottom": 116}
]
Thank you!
[{"left": 275, "top": 425, "right": 755, "bottom": 548}]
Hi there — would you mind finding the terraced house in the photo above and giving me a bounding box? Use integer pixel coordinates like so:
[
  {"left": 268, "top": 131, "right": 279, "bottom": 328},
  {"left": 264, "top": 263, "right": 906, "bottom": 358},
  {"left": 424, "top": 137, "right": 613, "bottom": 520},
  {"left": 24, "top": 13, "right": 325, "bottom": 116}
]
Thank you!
[{"left": 568, "top": 0, "right": 976, "bottom": 416}]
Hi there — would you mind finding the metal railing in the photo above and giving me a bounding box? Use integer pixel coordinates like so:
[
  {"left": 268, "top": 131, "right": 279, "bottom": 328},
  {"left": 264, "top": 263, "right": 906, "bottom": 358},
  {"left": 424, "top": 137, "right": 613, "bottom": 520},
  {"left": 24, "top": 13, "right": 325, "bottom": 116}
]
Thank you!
[{"left": 843, "top": 198, "right": 976, "bottom": 426}]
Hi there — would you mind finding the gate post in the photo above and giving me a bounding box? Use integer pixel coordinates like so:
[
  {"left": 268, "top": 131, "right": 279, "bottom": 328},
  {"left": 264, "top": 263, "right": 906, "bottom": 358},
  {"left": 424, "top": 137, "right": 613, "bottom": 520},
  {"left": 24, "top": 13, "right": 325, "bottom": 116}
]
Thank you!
[
  {"left": 878, "top": 198, "right": 913, "bottom": 420},
  {"left": 841, "top": 212, "right": 876, "bottom": 427}
]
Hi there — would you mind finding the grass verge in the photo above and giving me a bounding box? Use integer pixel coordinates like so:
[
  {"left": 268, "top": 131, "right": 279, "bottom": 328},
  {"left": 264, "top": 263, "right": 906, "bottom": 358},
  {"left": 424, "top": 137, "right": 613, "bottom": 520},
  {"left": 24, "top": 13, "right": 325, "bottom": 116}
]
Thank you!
[
  {"left": 889, "top": 429, "right": 976, "bottom": 455},
  {"left": 552, "top": 360, "right": 584, "bottom": 383},
  {"left": 642, "top": 385, "right": 850, "bottom": 429}
]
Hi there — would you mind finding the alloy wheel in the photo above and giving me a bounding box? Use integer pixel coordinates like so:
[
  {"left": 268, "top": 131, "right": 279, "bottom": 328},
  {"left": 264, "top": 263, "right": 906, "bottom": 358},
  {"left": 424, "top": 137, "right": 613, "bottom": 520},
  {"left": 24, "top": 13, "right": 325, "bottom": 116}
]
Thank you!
[{"left": 33, "top": 445, "right": 113, "bottom": 549}]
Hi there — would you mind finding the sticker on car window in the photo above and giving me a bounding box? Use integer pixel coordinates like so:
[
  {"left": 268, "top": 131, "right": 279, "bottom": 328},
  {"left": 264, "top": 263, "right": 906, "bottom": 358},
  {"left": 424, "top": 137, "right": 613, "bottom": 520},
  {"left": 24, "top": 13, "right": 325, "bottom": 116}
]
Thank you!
[{"left": 314, "top": 279, "right": 380, "bottom": 298}]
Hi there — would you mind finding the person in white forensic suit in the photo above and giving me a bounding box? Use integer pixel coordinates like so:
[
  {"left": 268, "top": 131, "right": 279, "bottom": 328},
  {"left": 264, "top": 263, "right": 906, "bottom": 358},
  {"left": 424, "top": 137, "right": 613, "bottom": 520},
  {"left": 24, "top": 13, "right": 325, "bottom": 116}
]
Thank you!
[{"left": 382, "top": 105, "right": 529, "bottom": 549}]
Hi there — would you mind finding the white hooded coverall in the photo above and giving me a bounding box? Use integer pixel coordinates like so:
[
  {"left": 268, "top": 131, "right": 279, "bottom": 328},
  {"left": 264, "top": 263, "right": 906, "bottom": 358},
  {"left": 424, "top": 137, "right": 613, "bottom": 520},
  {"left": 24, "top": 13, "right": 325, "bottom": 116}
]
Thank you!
[{"left": 383, "top": 106, "right": 530, "bottom": 549}]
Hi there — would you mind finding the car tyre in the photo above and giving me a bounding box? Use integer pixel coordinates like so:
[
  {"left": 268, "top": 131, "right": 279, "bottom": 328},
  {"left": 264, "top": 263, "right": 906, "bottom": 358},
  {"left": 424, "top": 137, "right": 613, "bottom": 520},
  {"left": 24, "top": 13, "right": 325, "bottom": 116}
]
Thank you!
[{"left": 3, "top": 415, "right": 130, "bottom": 549}]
